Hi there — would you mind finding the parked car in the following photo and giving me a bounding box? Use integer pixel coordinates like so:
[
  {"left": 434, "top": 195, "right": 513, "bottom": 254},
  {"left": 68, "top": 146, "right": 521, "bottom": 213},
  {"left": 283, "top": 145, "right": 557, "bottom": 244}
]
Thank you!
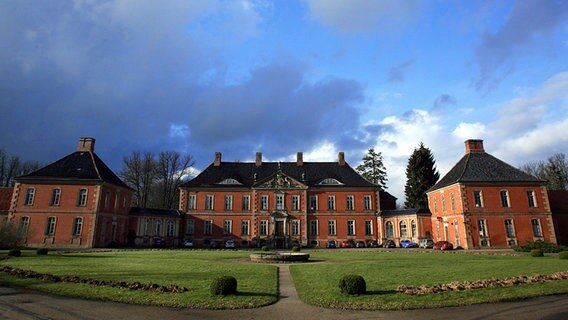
[
  {"left": 209, "top": 241, "right": 219, "bottom": 249},
  {"left": 383, "top": 240, "right": 396, "bottom": 248},
  {"left": 326, "top": 240, "right": 337, "bottom": 248},
  {"left": 400, "top": 239, "right": 419, "bottom": 248},
  {"left": 225, "top": 240, "right": 235, "bottom": 249},
  {"left": 366, "top": 240, "right": 379, "bottom": 248},
  {"left": 340, "top": 240, "right": 353, "bottom": 248},
  {"left": 183, "top": 239, "right": 194, "bottom": 248},
  {"left": 355, "top": 241, "right": 366, "bottom": 248},
  {"left": 419, "top": 239, "right": 434, "bottom": 249},
  {"left": 433, "top": 241, "right": 454, "bottom": 251}
]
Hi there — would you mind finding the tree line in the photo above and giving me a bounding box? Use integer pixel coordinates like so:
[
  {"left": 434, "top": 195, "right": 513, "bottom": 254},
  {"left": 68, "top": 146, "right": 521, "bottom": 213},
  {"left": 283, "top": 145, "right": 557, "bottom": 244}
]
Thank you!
[
  {"left": 0, "top": 147, "right": 42, "bottom": 187},
  {"left": 519, "top": 153, "right": 568, "bottom": 191}
]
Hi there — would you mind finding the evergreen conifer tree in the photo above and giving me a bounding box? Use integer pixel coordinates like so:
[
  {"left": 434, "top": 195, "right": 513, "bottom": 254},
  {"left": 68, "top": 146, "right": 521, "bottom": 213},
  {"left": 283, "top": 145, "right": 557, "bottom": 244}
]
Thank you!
[
  {"left": 356, "top": 148, "right": 388, "bottom": 191},
  {"left": 404, "top": 143, "right": 439, "bottom": 208}
]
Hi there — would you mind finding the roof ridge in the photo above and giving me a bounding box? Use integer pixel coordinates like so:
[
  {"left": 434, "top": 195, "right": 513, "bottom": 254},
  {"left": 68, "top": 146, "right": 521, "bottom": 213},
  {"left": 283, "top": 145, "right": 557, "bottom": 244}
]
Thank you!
[
  {"left": 457, "top": 153, "right": 471, "bottom": 182},
  {"left": 88, "top": 151, "right": 103, "bottom": 181}
]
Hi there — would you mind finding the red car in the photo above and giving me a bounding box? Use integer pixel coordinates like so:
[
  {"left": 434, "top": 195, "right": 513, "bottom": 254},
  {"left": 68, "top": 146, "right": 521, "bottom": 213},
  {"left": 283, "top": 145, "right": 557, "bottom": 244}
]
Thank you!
[
  {"left": 340, "top": 240, "right": 353, "bottom": 248},
  {"left": 433, "top": 241, "right": 453, "bottom": 251}
]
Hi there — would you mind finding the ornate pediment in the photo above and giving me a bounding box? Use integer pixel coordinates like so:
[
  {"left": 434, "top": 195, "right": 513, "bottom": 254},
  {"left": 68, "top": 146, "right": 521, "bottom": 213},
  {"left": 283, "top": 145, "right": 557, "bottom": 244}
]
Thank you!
[{"left": 255, "top": 171, "right": 306, "bottom": 190}]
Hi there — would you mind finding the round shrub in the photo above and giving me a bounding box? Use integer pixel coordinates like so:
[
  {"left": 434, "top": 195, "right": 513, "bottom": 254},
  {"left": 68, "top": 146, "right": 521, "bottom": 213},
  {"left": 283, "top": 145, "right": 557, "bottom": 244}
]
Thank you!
[
  {"left": 8, "top": 249, "right": 21, "bottom": 257},
  {"left": 558, "top": 251, "right": 568, "bottom": 260},
  {"left": 291, "top": 246, "right": 300, "bottom": 252},
  {"left": 210, "top": 276, "right": 238, "bottom": 296},
  {"left": 338, "top": 274, "right": 366, "bottom": 295},
  {"left": 261, "top": 246, "right": 270, "bottom": 252},
  {"left": 36, "top": 248, "right": 49, "bottom": 255},
  {"left": 530, "top": 249, "right": 544, "bottom": 257}
]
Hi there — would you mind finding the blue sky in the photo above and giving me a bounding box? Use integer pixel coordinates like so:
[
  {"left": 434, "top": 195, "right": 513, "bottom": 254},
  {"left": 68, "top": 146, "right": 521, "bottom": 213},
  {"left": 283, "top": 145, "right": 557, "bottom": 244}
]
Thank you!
[{"left": 1, "top": 0, "right": 567, "bottom": 202}]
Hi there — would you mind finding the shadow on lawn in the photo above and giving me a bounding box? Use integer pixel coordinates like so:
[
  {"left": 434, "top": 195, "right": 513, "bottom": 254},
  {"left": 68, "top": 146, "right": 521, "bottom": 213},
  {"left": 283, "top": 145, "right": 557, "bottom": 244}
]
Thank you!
[
  {"left": 237, "top": 291, "right": 278, "bottom": 298},
  {"left": 366, "top": 289, "right": 398, "bottom": 295}
]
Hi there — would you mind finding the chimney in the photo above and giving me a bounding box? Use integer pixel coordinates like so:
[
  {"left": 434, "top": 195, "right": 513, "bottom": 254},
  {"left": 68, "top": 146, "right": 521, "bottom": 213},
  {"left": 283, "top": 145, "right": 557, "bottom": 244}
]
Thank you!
[
  {"left": 465, "top": 139, "right": 484, "bottom": 154},
  {"left": 78, "top": 137, "right": 95, "bottom": 152},
  {"left": 296, "top": 152, "right": 303, "bottom": 166},
  {"left": 338, "top": 152, "right": 346, "bottom": 166},
  {"left": 214, "top": 152, "right": 222, "bottom": 166},
  {"left": 256, "top": 152, "right": 262, "bottom": 167}
]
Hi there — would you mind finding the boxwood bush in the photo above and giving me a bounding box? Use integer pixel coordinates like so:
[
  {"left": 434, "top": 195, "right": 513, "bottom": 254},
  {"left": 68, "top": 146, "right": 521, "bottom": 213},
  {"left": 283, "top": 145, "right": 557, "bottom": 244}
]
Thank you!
[
  {"left": 291, "top": 246, "right": 300, "bottom": 252},
  {"left": 558, "top": 251, "right": 568, "bottom": 260},
  {"left": 8, "top": 249, "right": 21, "bottom": 257},
  {"left": 338, "top": 274, "right": 366, "bottom": 295},
  {"left": 210, "top": 276, "right": 238, "bottom": 296},
  {"left": 36, "top": 248, "right": 49, "bottom": 255},
  {"left": 515, "top": 240, "right": 568, "bottom": 253},
  {"left": 261, "top": 246, "right": 270, "bottom": 252},
  {"left": 530, "top": 249, "right": 544, "bottom": 257}
]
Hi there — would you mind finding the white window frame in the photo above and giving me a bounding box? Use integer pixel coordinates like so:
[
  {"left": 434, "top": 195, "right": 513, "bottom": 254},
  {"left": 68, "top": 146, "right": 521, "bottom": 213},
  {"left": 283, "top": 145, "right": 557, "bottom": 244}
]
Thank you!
[
  {"left": 400, "top": 221, "right": 407, "bottom": 238},
  {"left": 205, "top": 195, "right": 214, "bottom": 210},
  {"left": 327, "top": 195, "right": 336, "bottom": 211},
  {"left": 166, "top": 220, "right": 175, "bottom": 237},
  {"left": 241, "top": 220, "right": 250, "bottom": 235},
  {"left": 328, "top": 220, "right": 336, "bottom": 236},
  {"left": 310, "top": 220, "right": 318, "bottom": 236},
  {"left": 275, "top": 193, "right": 284, "bottom": 210},
  {"left": 51, "top": 188, "right": 61, "bottom": 206},
  {"left": 504, "top": 219, "right": 515, "bottom": 238},
  {"left": 224, "top": 195, "right": 233, "bottom": 211},
  {"left": 291, "top": 220, "right": 300, "bottom": 236},
  {"left": 500, "top": 190, "right": 510, "bottom": 208},
  {"left": 25, "top": 187, "right": 35, "bottom": 206},
  {"left": 45, "top": 216, "right": 56, "bottom": 236},
  {"left": 72, "top": 217, "right": 83, "bottom": 236},
  {"left": 363, "top": 195, "right": 372, "bottom": 211},
  {"left": 78, "top": 188, "right": 88, "bottom": 207},
  {"left": 347, "top": 220, "right": 355, "bottom": 236},
  {"left": 223, "top": 220, "right": 232, "bottom": 235},
  {"left": 204, "top": 220, "right": 213, "bottom": 235},
  {"left": 186, "top": 219, "right": 195, "bottom": 235},
  {"left": 473, "top": 190, "right": 484, "bottom": 208},
  {"left": 365, "top": 220, "right": 372, "bottom": 236},
  {"left": 531, "top": 219, "right": 543, "bottom": 237},
  {"left": 291, "top": 195, "right": 300, "bottom": 211},
  {"left": 346, "top": 195, "right": 354, "bottom": 211},
  {"left": 188, "top": 194, "right": 197, "bottom": 210},
  {"left": 386, "top": 221, "right": 394, "bottom": 238},
  {"left": 260, "top": 195, "right": 269, "bottom": 211},
  {"left": 20, "top": 216, "right": 30, "bottom": 234},
  {"left": 309, "top": 195, "right": 318, "bottom": 211},
  {"left": 527, "top": 190, "right": 537, "bottom": 208},
  {"left": 242, "top": 195, "right": 250, "bottom": 211},
  {"left": 260, "top": 220, "right": 268, "bottom": 236}
]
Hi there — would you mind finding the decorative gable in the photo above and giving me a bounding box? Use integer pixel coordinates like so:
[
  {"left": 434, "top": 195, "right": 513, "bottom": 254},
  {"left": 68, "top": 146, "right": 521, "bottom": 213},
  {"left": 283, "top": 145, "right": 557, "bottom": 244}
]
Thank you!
[{"left": 254, "top": 170, "right": 306, "bottom": 190}]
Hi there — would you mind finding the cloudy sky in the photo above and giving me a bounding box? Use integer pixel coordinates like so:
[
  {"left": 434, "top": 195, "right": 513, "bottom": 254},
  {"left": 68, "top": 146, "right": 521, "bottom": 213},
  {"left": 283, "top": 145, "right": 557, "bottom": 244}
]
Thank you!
[{"left": 1, "top": 0, "right": 567, "bottom": 202}]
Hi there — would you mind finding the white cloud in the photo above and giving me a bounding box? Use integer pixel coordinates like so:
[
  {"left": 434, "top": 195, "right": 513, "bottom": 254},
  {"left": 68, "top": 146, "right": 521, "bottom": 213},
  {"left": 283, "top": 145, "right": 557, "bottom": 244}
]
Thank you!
[
  {"left": 452, "top": 122, "right": 486, "bottom": 141},
  {"left": 306, "top": 0, "right": 422, "bottom": 33},
  {"left": 302, "top": 140, "right": 338, "bottom": 162}
]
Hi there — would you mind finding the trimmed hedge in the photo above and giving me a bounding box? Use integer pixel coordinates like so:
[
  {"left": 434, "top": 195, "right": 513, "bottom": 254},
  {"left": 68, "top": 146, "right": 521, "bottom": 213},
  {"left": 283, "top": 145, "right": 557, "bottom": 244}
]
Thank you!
[
  {"left": 36, "top": 248, "right": 49, "bottom": 255},
  {"left": 530, "top": 249, "right": 544, "bottom": 257},
  {"left": 291, "top": 246, "right": 301, "bottom": 252},
  {"left": 210, "top": 276, "right": 238, "bottom": 296},
  {"left": 558, "top": 251, "right": 568, "bottom": 260},
  {"left": 261, "top": 246, "right": 270, "bottom": 252},
  {"left": 7, "top": 249, "right": 21, "bottom": 257},
  {"left": 515, "top": 240, "right": 568, "bottom": 253},
  {"left": 338, "top": 274, "right": 366, "bottom": 295}
]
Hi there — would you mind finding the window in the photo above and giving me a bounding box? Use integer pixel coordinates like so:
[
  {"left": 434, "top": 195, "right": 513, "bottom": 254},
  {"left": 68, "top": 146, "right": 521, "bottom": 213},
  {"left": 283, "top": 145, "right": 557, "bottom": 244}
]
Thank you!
[
  {"left": 365, "top": 220, "right": 372, "bottom": 235},
  {"left": 385, "top": 221, "right": 394, "bottom": 238},
  {"left": 363, "top": 195, "right": 372, "bottom": 211},
  {"left": 504, "top": 219, "right": 515, "bottom": 238},
  {"left": 473, "top": 191, "right": 483, "bottom": 207},
  {"left": 500, "top": 190, "right": 510, "bottom": 208},
  {"left": 105, "top": 191, "right": 110, "bottom": 209},
  {"left": 224, "top": 195, "right": 233, "bottom": 211},
  {"left": 327, "top": 196, "right": 336, "bottom": 211},
  {"left": 154, "top": 219, "right": 162, "bottom": 236},
  {"left": 291, "top": 220, "right": 300, "bottom": 236},
  {"left": 78, "top": 189, "right": 88, "bottom": 207},
  {"left": 205, "top": 195, "right": 214, "bottom": 210},
  {"left": 400, "top": 221, "right": 407, "bottom": 238},
  {"left": 309, "top": 195, "right": 318, "bottom": 211},
  {"left": 51, "top": 188, "right": 61, "bottom": 206},
  {"left": 19, "top": 216, "right": 30, "bottom": 233},
  {"left": 328, "top": 220, "right": 336, "bottom": 236},
  {"left": 260, "top": 195, "right": 268, "bottom": 211},
  {"left": 241, "top": 220, "right": 250, "bottom": 235},
  {"left": 531, "top": 219, "right": 543, "bottom": 237},
  {"left": 45, "top": 217, "right": 56, "bottom": 235},
  {"left": 114, "top": 193, "right": 119, "bottom": 209},
  {"left": 478, "top": 219, "right": 488, "bottom": 237},
  {"left": 204, "top": 220, "right": 213, "bottom": 235},
  {"left": 72, "top": 217, "right": 83, "bottom": 236},
  {"left": 186, "top": 219, "right": 195, "bottom": 235},
  {"left": 411, "top": 220, "right": 417, "bottom": 237},
  {"left": 188, "top": 194, "right": 196, "bottom": 210},
  {"left": 242, "top": 195, "right": 250, "bottom": 211},
  {"left": 166, "top": 220, "right": 175, "bottom": 237},
  {"left": 24, "top": 188, "right": 35, "bottom": 205},
  {"left": 144, "top": 218, "right": 151, "bottom": 236},
  {"left": 527, "top": 191, "right": 537, "bottom": 208},
  {"left": 310, "top": 220, "right": 318, "bottom": 236},
  {"left": 450, "top": 193, "right": 456, "bottom": 211},
  {"left": 260, "top": 220, "right": 268, "bottom": 236},
  {"left": 276, "top": 194, "right": 284, "bottom": 210},
  {"left": 223, "top": 220, "right": 232, "bottom": 235},
  {"left": 347, "top": 220, "right": 355, "bottom": 236},
  {"left": 441, "top": 195, "right": 446, "bottom": 212},
  {"left": 346, "top": 195, "right": 354, "bottom": 211},
  {"left": 291, "top": 195, "right": 300, "bottom": 211}
]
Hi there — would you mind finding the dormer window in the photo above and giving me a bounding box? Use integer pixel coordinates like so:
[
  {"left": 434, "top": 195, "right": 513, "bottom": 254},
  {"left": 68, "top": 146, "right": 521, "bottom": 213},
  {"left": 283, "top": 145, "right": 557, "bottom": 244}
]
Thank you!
[
  {"left": 318, "top": 178, "right": 343, "bottom": 185},
  {"left": 217, "top": 178, "right": 242, "bottom": 185}
]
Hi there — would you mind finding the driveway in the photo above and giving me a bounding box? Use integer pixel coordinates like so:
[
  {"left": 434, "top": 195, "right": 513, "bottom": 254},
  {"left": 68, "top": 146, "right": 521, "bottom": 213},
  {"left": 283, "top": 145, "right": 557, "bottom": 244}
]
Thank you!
[{"left": 1, "top": 264, "right": 567, "bottom": 320}]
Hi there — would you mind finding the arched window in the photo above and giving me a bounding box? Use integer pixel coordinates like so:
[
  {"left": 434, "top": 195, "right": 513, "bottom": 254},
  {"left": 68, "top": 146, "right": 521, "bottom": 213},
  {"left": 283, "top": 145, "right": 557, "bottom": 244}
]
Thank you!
[
  {"left": 411, "top": 220, "right": 417, "bottom": 237},
  {"left": 155, "top": 219, "right": 162, "bottom": 236},
  {"left": 166, "top": 220, "right": 175, "bottom": 237},
  {"left": 144, "top": 218, "right": 151, "bottom": 236},
  {"left": 400, "top": 221, "right": 407, "bottom": 238},
  {"left": 386, "top": 221, "right": 394, "bottom": 238}
]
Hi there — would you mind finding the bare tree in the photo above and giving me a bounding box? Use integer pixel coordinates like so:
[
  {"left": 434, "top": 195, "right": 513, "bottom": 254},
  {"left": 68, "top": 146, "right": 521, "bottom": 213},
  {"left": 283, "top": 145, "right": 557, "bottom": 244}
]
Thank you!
[
  {"left": 120, "top": 151, "right": 157, "bottom": 208},
  {"left": 519, "top": 153, "right": 568, "bottom": 191},
  {"left": 0, "top": 148, "right": 43, "bottom": 187},
  {"left": 155, "top": 151, "right": 195, "bottom": 210}
]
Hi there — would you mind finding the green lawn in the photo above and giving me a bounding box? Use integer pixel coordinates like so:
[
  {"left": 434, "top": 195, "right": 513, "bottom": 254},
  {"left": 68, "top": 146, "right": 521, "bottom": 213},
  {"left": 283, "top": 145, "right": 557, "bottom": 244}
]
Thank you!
[
  {"left": 290, "top": 250, "right": 568, "bottom": 310},
  {"left": 0, "top": 250, "right": 277, "bottom": 309},
  {"left": 1, "top": 249, "right": 567, "bottom": 310}
]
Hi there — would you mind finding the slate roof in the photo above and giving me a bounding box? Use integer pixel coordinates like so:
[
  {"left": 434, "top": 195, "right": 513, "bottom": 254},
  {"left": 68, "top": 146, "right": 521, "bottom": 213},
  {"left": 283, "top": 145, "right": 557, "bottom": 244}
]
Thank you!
[
  {"left": 182, "top": 161, "right": 377, "bottom": 188},
  {"left": 129, "top": 207, "right": 181, "bottom": 217},
  {"left": 428, "top": 151, "right": 545, "bottom": 192},
  {"left": 380, "top": 208, "right": 431, "bottom": 217},
  {"left": 17, "top": 151, "right": 130, "bottom": 189}
]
